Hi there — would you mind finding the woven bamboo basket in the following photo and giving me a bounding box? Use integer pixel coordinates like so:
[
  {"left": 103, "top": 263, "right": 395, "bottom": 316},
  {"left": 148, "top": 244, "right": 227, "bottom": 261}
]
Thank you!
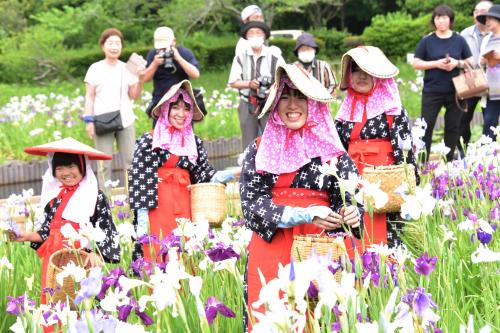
[
  {"left": 362, "top": 164, "right": 416, "bottom": 213},
  {"left": 190, "top": 183, "right": 227, "bottom": 227},
  {"left": 225, "top": 181, "right": 242, "bottom": 217},
  {"left": 46, "top": 249, "right": 90, "bottom": 309},
  {"left": 291, "top": 234, "right": 345, "bottom": 282}
]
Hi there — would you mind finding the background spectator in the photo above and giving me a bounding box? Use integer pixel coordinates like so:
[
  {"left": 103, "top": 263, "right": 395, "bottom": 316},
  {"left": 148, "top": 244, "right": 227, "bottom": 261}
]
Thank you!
[
  {"left": 293, "top": 32, "right": 337, "bottom": 95},
  {"left": 478, "top": 4, "right": 500, "bottom": 140},
  {"left": 141, "top": 27, "right": 200, "bottom": 127},
  {"left": 459, "top": 1, "right": 493, "bottom": 153},
  {"left": 228, "top": 21, "right": 284, "bottom": 150},
  {"left": 83, "top": 28, "right": 143, "bottom": 186},
  {"left": 412, "top": 5, "right": 473, "bottom": 161}
]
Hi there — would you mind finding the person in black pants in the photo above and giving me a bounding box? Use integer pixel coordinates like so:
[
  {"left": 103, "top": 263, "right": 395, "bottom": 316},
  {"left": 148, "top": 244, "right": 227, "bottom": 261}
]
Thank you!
[{"left": 413, "top": 5, "right": 473, "bottom": 161}]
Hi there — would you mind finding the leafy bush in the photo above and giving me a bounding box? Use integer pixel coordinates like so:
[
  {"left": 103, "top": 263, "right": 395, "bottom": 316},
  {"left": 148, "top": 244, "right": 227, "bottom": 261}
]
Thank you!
[
  {"left": 309, "top": 28, "right": 352, "bottom": 58},
  {"left": 362, "top": 11, "right": 472, "bottom": 58}
]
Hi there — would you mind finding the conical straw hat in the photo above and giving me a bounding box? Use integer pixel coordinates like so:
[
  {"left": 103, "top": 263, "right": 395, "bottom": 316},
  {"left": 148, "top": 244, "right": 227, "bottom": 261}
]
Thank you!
[
  {"left": 151, "top": 80, "right": 204, "bottom": 121},
  {"left": 259, "top": 63, "right": 334, "bottom": 119},
  {"left": 339, "top": 46, "right": 399, "bottom": 90},
  {"left": 24, "top": 137, "right": 112, "bottom": 160}
]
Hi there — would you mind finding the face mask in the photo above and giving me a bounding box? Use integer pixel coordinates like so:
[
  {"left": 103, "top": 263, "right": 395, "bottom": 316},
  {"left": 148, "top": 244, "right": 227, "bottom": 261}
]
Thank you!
[
  {"left": 248, "top": 36, "right": 264, "bottom": 49},
  {"left": 298, "top": 50, "right": 315, "bottom": 63}
]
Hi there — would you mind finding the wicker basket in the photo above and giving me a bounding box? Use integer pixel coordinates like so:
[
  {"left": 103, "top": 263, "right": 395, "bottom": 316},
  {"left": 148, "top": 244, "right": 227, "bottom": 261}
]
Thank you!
[
  {"left": 190, "top": 183, "right": 227, "bottom": 227},
  {"left": 362, "top": 164, "right": 416, "bottom": 213},
  {"left": 291, "top": 234, "right": 344, "bottom": 282},
  {"left": 46, "top": 249, "right": 90, "bottom": 309},
  {"left": 225, "top": 181, "right": 242, "bottom": 217}
]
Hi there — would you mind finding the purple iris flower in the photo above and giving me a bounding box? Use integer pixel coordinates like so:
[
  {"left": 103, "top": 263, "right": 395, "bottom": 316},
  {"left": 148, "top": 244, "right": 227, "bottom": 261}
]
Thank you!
[
  {"left": 232, "top": 218, "right": 246, "bottom": 227},
  {"left": 117, "top": 304, "right": 133, "bottom": 321},
  {"left": 361, "top": 252, "right": 381, "bottom": 287},
  {"left": 331, "top": 321, "right": 341, "bottom": 332},
  {"left": 114, "top": 199, "right": 124, "bottom": 207},
  {"left": 98, "top": 267, "right": 126, "bottom": 299},
  {"left": 74, "top": 267, "right": 103, "bottom": 305},
  {"left": 74, "top": 310, "right": 117, "bottom": 333},
  {"left": 42, "top": 287, "right": 60, "bottom": 297},
  {"left": 307, "top": 281, "right": 318, "bottom": 299},
  {"left": 130, "top": 258, "right": 153, "bottom": 278},
  {"left": 289, "top": 259, "right": 296, "bottom": 281},
  {"left": 491, "top": 207, "right": 500, "bottom": 221},
  {"left": 414, "top": 252, "right": 438, "bottom": 276},
  {"left": 117, "top": 211, "right": 125, "bottom": 220},
  {"left": 137, "top": 234, "right": 159, "bottom": 245},
  {"left": 5, "top": 294, "right": 35, "bottom": 315},
  {"left": 204, "top": 296, "right": 235, "bottom": 325},
  {"left": 159, "top": 233, "right": 182, "bottom": 256},
  {"left": 328, "top": 259, "right": 342, "bottom": 275},
  {"left": 206, "top": 243, "right": 240, "bottom": 262},
  {"left": 401, "top": 287, "right": 437, "bottom": 317},
  {"left": 477, "top": 228, "right": 493, "bottom": 245},
  {"left": 136, "top": 308, "right": 154, "bottom": 326}
]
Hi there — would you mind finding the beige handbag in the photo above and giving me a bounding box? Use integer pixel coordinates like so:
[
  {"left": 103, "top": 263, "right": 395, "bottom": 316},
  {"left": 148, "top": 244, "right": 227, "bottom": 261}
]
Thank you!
[{"left": 452, "top": 62, "right": 488, "bottom": 101}]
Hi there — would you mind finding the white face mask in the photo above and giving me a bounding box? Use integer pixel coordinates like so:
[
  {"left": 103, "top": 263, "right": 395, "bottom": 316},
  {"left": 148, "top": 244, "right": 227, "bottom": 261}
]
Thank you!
[
  {"left": 298, "top": 50, "right": 315, "bottom": 63},
  {"left": 248, "top": 36, "right": 264, "bottom": 49}
]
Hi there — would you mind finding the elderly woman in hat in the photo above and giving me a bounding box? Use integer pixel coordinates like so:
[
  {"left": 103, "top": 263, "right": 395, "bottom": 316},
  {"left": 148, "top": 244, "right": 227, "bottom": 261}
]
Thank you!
[
  {"left": 240, "top": 63, "right": 362, "bottom": 328},
  {"left": 477, "top": 4, "right": 500, "bottom": 140},
  {"left": 335, "top": 46, "right": 419, "bottom": 250},
  {"left": 293, "top": 32, "right": 337, "bottom": 95},
  {"left": 128, "top": 80, "right": 237, "bottom": 262},
  {"left": 9, "top": 138, "right": 121, "bottom": 305}
]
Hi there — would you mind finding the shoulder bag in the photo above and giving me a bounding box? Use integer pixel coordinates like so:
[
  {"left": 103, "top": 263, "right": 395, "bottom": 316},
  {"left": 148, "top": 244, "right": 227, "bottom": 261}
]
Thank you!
[
  {"left": 94, "top": 68, "right": 124, "bottom": 135},
  {"left": 452, "top": 61, "right": 489, "bottom": 111}
]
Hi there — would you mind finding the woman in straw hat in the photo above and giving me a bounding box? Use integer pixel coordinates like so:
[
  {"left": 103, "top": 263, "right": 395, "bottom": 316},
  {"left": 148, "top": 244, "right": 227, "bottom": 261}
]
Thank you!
[
  {"left": 9, "top": 138, "right": 121, "bottom": 306},
  {"left": 335, "top": 46, "right": 419, "bottom": 250},
  {"left": 240, "top": 63, "right": 362, "bottom": 329},
  {"left": 128, "top": 80, "right": 237, "bottom": 262}
]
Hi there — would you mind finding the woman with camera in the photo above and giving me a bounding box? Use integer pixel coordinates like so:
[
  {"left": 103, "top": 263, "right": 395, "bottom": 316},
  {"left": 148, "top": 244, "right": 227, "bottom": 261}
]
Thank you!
[{"left": 83, "top": 28, "right": 144, "bottom": 186}]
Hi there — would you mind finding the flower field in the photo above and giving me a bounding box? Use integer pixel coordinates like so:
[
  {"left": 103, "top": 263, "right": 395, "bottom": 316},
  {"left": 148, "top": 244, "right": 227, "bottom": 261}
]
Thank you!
[
  {"left": 0, "top": 128, "right": 499, "bottom": 332},
  {"left": 0, "top": 64, "right": 443, "bottom": 165}
]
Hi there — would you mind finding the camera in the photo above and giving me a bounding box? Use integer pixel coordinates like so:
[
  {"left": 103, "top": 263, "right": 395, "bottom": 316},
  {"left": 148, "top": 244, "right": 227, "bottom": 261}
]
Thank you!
[
  {"left": 256, "top": 76, "right": 272, "bottom": 101},
  {"left": 158, "top": 49, "right": 175, "bottom": 71}
]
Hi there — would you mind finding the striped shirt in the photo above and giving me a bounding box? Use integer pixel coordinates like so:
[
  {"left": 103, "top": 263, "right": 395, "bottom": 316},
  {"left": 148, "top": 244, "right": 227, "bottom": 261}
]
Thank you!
[{"left": 294, "top": 59, "right": 338, "bottom": 95}]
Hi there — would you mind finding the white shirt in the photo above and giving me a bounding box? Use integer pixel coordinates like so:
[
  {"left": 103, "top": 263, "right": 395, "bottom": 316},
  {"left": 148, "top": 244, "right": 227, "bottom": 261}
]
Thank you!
[{"left": 84, "top": 60, "right": 138, "bottom": 128}]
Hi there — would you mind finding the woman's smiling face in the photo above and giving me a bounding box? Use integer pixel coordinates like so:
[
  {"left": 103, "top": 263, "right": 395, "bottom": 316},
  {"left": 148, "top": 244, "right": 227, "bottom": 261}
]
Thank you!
[
  {"left": 350, "top": 63, "right": 374, "bottom": 94},
  {"left": 277, "top": 86, "right": 308, "bottom": 130},
  {"left": 55, "top": 164, "right": 83, "bottom": 187},
  {"left": 168, "top": 98, "right": 191, "bottom": 130}
]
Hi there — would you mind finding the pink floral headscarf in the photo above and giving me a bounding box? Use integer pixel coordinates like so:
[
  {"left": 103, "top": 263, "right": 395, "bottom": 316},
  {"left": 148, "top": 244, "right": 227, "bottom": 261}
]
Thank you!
[
  {"left": 336, "top": 63, "right": 402, "bottom": 122},
  {"left": 255, "top": 76, "right": 346, "bottom": 174},
  {"left": 152, "top": 90, "right": 198, "bottom": 163}
]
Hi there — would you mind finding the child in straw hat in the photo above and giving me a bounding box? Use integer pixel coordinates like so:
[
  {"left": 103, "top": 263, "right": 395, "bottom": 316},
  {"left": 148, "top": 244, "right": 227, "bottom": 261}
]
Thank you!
[
  {"left": 9, "top": 138, "right": 121, "bottom": 306},
  {"left": 239, "top": 63, "right": 363, "bottom": 331},
  {"left": 335, "top": 46, "right": 419, "bottom": 250},
  {"left": 128, "top": 80, "right": 238, "bottom": 263}
]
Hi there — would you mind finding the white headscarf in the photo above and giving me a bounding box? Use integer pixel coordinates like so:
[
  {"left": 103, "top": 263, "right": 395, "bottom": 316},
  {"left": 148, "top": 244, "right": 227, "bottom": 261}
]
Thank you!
[{"left": 40, "top": 154, "right": 98, "bottom": 225}]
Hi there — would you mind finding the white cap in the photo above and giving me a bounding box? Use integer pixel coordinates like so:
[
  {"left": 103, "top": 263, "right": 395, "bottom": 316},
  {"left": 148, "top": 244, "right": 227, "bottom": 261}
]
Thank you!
[
  {"left": 241, "top": 5, "right": 262, "bottom": 21},
  {"left": 154, "top": 27, "right": 174, "bottom": 49}
]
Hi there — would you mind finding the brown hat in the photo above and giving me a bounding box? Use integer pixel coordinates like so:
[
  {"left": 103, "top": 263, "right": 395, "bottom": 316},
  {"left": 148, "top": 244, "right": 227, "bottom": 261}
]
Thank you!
[
  {"left": 240, "top": 21, "right": 271, "bottom": 40},
  {"left": 151, "top": 80, "right": 204, "bottom": 121},
  {"left": 339, "top": 46, "right": 399, "bottom": 90},
  {"left": 259, "top": 63, "right": 334, "bottom": 119},
  {"left": 25, "top": 137, "right": 112, "bottom": 160}
]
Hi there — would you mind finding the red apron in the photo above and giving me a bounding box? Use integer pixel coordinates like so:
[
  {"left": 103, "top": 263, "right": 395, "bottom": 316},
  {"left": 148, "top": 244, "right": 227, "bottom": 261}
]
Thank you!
[
  {"left": 345, "top": 111, "right": 394, "bottom": 256},
  {"left": 143, "top": 154, "right": 191, "bottom": 262},
  {"left": 246, "top": 171, "right": 327, "bottom": 330},
  {"left": 36, "top": 186, "right": 80, "bottom": 305}
]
